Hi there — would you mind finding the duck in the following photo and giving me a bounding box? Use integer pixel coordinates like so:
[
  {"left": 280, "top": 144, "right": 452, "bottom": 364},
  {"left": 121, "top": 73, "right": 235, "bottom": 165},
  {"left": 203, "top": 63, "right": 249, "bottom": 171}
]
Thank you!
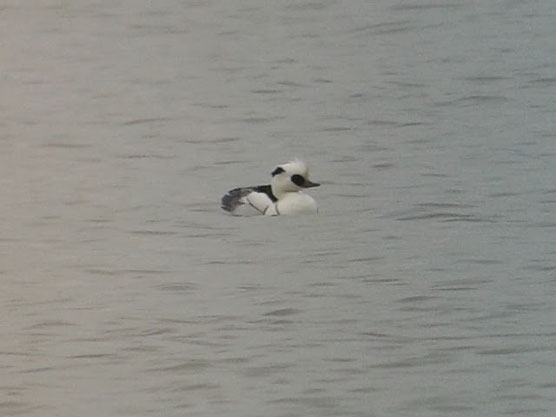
[{"left": 221, "top": 159, "right": 320, "bottom": 216}]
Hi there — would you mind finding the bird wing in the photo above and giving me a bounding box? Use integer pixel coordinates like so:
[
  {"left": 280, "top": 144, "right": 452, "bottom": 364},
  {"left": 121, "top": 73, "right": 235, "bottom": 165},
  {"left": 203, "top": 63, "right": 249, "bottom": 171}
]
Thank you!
[{"left": 221, "top": 185, "right": 276, "bottom": 215}]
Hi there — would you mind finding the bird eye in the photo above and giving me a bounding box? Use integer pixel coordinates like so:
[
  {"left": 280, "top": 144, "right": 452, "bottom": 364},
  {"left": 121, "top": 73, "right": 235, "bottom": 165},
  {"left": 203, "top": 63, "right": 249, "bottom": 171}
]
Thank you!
[{"left": 291, "top": 174, "right": 305, "bottom": 186}]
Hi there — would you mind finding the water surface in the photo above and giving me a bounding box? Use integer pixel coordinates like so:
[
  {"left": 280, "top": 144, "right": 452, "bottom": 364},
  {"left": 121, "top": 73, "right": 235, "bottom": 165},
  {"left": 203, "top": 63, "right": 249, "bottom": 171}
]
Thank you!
[{"left": 2, "top": 1, "right": 556, "bottom": 416}]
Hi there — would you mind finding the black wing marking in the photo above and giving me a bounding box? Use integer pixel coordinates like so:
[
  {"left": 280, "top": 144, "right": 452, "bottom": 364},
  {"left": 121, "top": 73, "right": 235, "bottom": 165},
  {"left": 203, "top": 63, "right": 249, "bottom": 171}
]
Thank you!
[
  {"left": 221, "top": 184, "right": 277, "bottom": 213},
  {"left": 252, "top": 185, "right": 277, "bottom": 202},
  {"left": 221, "top": 187, "right": 252, "bottom": 212}
]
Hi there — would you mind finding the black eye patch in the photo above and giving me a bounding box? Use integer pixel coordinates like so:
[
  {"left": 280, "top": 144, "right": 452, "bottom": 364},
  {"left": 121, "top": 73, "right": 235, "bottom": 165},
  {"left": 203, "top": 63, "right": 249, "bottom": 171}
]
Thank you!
[
  {"left": 291, "top": 174, "right": 305, "bottom": 186},
  {"left": 271, "top": 167, "right": 285, "bottom": 177}
]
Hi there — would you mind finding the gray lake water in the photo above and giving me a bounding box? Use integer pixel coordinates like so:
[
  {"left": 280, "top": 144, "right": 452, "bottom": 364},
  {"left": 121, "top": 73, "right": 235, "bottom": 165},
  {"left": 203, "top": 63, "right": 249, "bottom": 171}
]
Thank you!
[{"left": 2, "top": 1, "right": 556, "bottom": 416}]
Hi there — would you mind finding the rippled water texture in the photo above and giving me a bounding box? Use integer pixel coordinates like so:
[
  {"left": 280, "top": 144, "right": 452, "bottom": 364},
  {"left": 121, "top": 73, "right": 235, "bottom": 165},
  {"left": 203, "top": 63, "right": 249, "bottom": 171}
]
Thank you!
[{"left": 2, "top": 1, "right": 556, "bottom": 416}]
